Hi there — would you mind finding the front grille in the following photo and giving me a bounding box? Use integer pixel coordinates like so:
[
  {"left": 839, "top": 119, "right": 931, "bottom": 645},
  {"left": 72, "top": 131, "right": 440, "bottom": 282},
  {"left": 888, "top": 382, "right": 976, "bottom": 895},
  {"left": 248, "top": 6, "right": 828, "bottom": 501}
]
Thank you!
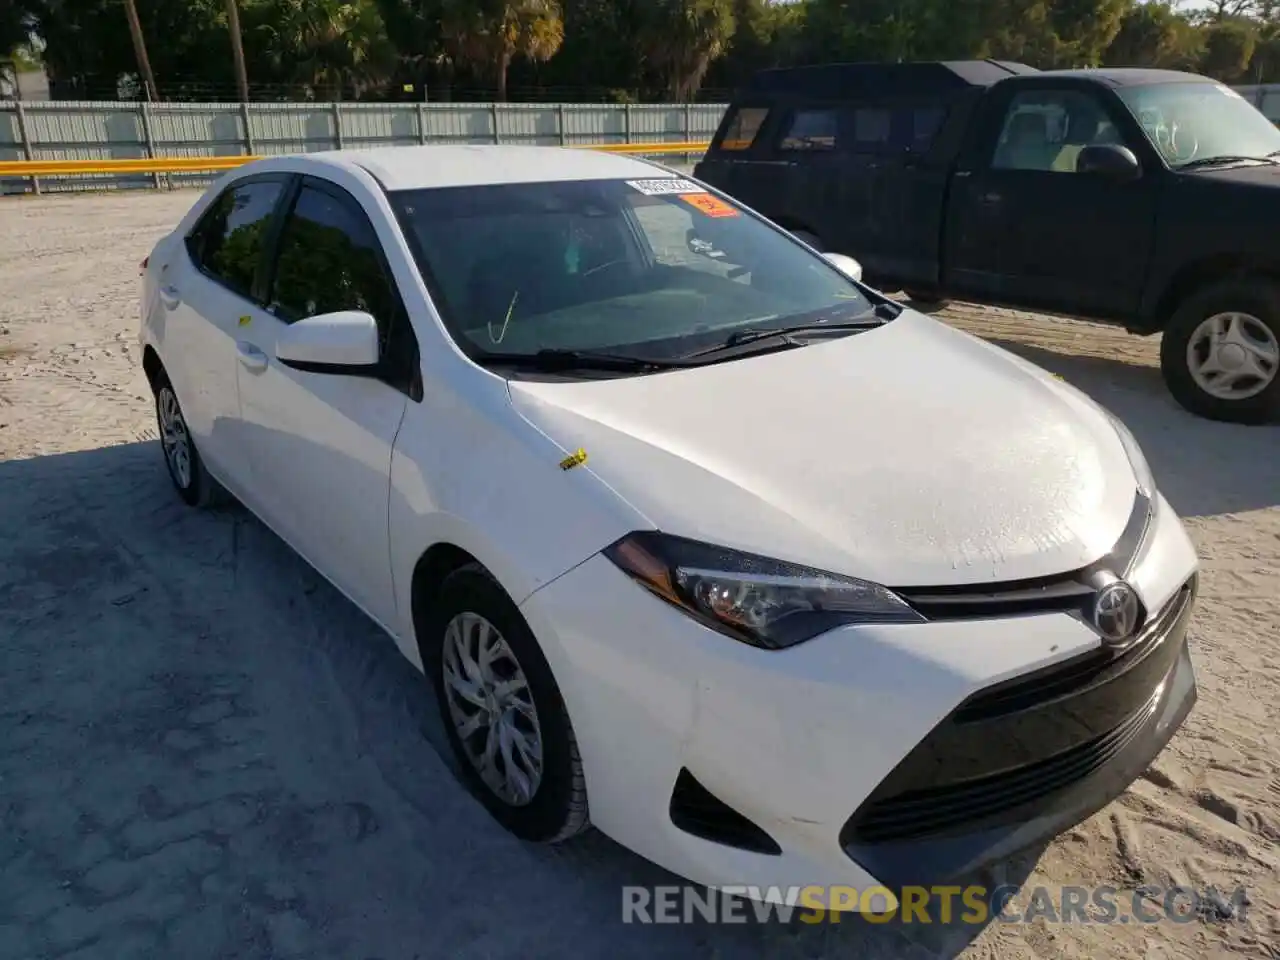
[
  {"left": 848, "top": 687, "right": 1160, "bottom": 843},
  {"left": 840, "top": 575, "right": 1196, "bottom": 846},
  {"left": 955, "top": 581, "right": 1194, "bottom": 724}
]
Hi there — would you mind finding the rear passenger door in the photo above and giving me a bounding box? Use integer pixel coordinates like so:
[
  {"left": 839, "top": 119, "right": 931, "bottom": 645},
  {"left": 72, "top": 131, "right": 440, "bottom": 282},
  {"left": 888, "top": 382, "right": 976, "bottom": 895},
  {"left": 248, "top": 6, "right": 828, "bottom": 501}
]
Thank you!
[
  {"left": 163, "top": 174, "right": 289, "bottom": 497},
  {"left": 236, "top": 176, "right": 415, "bottom": 628}
]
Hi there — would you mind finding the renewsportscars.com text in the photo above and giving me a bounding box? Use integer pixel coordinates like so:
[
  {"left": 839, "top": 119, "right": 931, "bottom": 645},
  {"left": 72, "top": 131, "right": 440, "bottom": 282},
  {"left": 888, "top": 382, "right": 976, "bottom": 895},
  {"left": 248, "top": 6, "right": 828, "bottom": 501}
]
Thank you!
[{"left": 622, "top": 884, "right": 1250, "bottom": 925}]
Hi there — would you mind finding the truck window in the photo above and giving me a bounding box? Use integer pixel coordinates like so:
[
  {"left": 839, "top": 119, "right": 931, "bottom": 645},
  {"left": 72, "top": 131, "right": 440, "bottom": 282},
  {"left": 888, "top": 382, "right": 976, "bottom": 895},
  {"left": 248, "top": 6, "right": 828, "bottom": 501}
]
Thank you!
[
  {"left": 718, "top": 106, "right": 770, "bottom": 151},
  {"left": 851, "top": 107, "right": 892, "bottom": 149},
  {"left": 992, "top": 90, "right": 1128, "bottom": 174},
  {"left": 779, "top": 109, "right": 838, "bottom": 151}
]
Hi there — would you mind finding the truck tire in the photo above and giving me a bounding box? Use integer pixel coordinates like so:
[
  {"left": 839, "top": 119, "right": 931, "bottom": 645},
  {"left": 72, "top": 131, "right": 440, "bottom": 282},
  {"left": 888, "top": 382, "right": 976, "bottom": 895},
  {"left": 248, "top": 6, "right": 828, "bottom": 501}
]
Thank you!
[
  {"left": 790, "top": 230, "right": 824, "bottom": 252},
  {"left": 1160, "top": 277, "right": 1280, "bottom": 424},
  {"left": 903, "top": 289, "right": 951, "bottom": 311}
]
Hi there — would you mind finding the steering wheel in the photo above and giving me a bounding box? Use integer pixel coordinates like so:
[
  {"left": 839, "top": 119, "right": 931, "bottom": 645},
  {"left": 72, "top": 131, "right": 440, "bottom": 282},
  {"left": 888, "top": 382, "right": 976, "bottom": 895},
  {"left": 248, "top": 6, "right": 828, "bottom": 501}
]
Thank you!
[
  {"left": 1167, "top": 121, "right": 1199, "bottom": 164},
  {"left": 580, "top": 257, "right": 630, "bottom": 280}
]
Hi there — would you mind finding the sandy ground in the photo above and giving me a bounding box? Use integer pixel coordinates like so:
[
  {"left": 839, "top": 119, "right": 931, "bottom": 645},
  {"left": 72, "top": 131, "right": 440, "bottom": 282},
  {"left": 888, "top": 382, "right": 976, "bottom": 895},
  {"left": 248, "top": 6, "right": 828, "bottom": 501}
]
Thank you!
[{"left": 0, "top": 189, "right": 1277, "bottom": 960}]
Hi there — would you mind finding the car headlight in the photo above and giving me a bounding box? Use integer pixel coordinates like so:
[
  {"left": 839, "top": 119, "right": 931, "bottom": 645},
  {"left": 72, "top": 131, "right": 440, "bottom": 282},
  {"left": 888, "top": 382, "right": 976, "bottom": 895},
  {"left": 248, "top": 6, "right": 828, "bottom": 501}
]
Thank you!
[
  {"left": 603, "top": 532, "right": 924, "bottom": 649},
  {"left": 1106, "top": 411, "right": 1155, "bottom": 499}
]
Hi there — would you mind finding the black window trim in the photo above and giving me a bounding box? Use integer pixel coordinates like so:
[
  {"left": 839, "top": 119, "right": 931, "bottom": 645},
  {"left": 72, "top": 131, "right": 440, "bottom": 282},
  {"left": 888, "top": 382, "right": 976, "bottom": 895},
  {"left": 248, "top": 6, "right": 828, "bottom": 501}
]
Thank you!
[
  {"left": 184, "top": 172, "right": 295, "bottom": 306},
  {"left": 711, "top": 102, "right": 773, "bottom": 154},
  {"left": 260, "top": 173, "right": 423, "bottom": 402}
]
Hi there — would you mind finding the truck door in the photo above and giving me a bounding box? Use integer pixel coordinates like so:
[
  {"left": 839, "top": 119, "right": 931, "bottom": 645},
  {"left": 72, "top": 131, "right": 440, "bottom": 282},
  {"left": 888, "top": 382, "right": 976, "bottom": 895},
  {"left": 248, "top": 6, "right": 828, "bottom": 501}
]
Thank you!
[
  {"left": 943, "top": 83, "right": 1159, "bottom": 320},
  {"left": 774, "top": 104, "right": 845, "bottom": 246}
]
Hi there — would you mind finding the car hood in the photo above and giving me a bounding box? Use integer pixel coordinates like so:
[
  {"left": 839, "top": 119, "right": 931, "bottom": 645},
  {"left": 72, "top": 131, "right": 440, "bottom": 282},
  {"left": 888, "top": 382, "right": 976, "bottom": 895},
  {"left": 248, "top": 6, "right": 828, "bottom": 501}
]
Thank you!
[{"left": 508, "top": 310, "right": 1140, "bottom": 587}]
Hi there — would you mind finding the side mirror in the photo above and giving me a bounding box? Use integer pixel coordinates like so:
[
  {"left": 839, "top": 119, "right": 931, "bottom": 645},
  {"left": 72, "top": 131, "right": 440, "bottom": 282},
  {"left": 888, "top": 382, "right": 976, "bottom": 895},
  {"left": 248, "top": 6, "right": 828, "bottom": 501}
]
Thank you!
[
  {"left": 276, "top": 310, "right": 380, "bottom": 374},
  {"left": 823, "top": 252, "right": 864, "bottom": 283},
  {"left": 1076, "top": 144, "right": 1142, "bottom": 182}
]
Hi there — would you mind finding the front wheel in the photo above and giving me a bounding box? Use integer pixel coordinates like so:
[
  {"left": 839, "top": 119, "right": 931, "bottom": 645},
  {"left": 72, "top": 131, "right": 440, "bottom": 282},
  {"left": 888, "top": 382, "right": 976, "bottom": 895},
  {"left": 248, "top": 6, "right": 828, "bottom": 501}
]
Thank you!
[
  {"left": 1160, "top": 278, "right": 1280, "bottom": 424},
  {"left": 426, "top": 565, "right": 589, "bottom": 843}
]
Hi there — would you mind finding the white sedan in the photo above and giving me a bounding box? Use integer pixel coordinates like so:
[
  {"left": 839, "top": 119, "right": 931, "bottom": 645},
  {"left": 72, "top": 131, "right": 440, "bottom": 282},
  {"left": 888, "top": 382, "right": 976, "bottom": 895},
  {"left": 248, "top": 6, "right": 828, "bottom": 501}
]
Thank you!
[{"left": 139, "top": 145, "right": 1200, "bottom": 911}]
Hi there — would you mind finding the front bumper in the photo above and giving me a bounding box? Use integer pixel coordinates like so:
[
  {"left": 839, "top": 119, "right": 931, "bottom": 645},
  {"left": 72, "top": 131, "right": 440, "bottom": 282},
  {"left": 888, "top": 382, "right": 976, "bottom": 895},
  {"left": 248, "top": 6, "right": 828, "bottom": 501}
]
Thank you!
[{"left": 518, "top": 494, "right": 1199, "bottom": 911}]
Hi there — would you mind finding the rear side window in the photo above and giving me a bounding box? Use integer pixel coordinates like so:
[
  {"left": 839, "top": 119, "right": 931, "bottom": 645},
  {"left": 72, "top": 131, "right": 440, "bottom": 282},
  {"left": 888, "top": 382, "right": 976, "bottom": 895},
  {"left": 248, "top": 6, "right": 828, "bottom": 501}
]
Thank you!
[
  {"left": 717, "top": 106, "right": 769, "bottom": 151},
  {"left": 187, "top": 179, "right": 284, "bottom": 298},
  {"left": 268, "top": 183, "right": 400, "bottom": 337},
  {"left": 845, "top": 104, "right": 948, "bottom": 155},
  {"left": 779, "top": 109, "right": 838, "bottom": 151},
  {"left": 851, "top": 107, "right": 892, "bottom": 147}
]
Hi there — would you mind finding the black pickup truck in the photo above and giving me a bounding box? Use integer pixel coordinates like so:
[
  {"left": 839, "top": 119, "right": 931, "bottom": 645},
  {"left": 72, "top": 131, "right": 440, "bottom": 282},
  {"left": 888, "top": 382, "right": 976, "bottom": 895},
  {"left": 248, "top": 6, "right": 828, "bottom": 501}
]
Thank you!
[{"left": 694, "top": 61, "right": 1280, "bottom": 424}]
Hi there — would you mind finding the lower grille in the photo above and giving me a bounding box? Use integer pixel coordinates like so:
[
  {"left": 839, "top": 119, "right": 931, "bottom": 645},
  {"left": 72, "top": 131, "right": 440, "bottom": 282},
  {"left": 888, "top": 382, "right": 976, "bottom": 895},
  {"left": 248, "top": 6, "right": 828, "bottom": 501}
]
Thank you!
[
  {"left": 841, "top": 577, "right": 1196, "bottom": 846},
  {"left": 669, "top": 768, "right": 781, "bottom": 855},
  {"left": 849, "top": 686, "right": 1160, "bottom": 843}
]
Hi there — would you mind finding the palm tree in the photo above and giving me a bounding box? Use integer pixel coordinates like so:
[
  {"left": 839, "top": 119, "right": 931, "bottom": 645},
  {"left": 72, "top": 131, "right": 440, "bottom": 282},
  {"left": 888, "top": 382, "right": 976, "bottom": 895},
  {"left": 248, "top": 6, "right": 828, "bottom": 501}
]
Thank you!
[
  {"left": 444, "top": 0, "right": 564, "bottom": 101},
  {"left": 638, "top": 0, "right": 735, "bottom": 102},
  {"left": 258, "top": 0, "right": 395, "bottom": 100}
]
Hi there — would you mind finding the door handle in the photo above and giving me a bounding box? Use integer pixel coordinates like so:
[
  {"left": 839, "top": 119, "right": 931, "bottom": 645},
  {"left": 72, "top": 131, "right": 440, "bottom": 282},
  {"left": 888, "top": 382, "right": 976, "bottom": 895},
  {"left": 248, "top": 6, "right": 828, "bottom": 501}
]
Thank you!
[
  {"left": 159, "top": 285, "right": 181, "bottom": 309},
  {"left": 236, "top": 340, "right": 269, "bottom": 373}
]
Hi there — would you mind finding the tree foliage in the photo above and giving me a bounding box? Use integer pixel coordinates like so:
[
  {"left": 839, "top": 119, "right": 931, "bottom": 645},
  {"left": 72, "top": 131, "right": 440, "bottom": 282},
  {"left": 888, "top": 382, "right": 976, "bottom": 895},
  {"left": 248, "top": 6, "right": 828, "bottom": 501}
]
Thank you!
[{"left": 8, "top": 0, "right": 1280, "bottom": 102}]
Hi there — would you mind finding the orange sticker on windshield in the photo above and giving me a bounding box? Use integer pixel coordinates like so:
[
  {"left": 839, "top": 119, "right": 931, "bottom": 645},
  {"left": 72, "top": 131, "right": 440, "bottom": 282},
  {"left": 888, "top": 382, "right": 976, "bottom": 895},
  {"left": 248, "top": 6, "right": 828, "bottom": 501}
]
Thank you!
[{"left": 679, "top": 193, "right": 739, "bottom": 218}]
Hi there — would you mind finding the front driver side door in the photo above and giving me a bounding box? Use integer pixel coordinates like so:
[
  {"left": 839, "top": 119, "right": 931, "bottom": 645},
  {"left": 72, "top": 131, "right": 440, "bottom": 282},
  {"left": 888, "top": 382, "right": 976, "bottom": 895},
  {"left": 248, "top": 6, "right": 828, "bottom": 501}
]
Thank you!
[
  {"left": 235, "top": 177, "right": 414, "bottom": 629},
  {"left": 945, "top": 85, "right": 1159, "bottom": 319}
]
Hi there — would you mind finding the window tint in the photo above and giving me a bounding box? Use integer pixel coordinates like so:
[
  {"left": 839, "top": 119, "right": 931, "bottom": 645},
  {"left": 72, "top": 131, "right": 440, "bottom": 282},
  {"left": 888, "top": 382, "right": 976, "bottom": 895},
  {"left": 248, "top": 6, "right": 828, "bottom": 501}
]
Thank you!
[
  {"left": 718, "top": 106, "right": 769, "bottom": 151},
  {"left": 851, "top": 107, "right": 891, "bottom": 147},
  {"left": 268, "top": 184, "right": 399, "bottom": 334},
  {"left": 780, "top": 109, "right": 838, "bottom": 151},
  {"left": 189, "top": 179, "right": 283, "bottom": 297},
  {"left": 910, "top": 106, "right": 946, "bottom": 151},
  {"left": 993, "top": 90, "right": 1130, "bottom": 173}
]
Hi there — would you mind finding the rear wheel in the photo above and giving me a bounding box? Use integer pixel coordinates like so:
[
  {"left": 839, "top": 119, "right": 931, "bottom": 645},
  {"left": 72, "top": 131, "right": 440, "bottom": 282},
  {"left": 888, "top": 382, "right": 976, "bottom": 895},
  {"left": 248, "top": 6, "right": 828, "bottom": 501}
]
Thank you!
[
  {"left": 1160, "top": 278, "right": 1280, "bottom": 424},
  {"left": 153, "top": 375, "right": 226, "bottom": 507}
]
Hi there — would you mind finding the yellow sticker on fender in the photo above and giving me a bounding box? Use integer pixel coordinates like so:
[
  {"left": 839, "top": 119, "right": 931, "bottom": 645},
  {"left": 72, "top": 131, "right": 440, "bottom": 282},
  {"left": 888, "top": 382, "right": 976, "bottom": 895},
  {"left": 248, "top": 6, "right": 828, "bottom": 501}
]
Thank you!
[
  {"left": 238, "top": 315, "right": 252, "bottom": 327},
  {"left": 678, "top": 193, "right": 739, "bottom": 218},
  {"left": 559, "top": 448, "right": 589, "bottom": 471}
]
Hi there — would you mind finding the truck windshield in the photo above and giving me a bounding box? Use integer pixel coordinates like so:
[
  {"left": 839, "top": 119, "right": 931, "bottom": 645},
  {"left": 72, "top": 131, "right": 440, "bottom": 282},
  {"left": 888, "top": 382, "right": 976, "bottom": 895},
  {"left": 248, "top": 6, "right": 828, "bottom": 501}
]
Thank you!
[
  {"left": 1117, "top": 81, "right": 1280, "bottom": 167},
  {"left": 390, "top": 178, "right": 871, "bottom": 361}
]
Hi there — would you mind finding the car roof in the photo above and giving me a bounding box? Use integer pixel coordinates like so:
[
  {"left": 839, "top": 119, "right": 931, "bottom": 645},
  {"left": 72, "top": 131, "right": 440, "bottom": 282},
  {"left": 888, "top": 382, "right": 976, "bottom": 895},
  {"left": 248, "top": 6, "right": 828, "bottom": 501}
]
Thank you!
[
  {"left": 1007, "top": 67, "right": 1214, "bottom": 88},
  {"left": 293, "top": 144, "right": 674, "bottom": 192},
  {"left": 744, "top": 60, "right": 1038, "bottom": 98}
]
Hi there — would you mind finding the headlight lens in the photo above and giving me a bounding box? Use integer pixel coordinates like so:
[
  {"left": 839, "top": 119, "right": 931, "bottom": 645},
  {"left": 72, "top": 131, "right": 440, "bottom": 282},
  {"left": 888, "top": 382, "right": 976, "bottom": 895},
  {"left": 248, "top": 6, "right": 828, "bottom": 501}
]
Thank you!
[
  {"left": 1107, "top": 411, "right": 1155, "bottom": 499},
  {"left": 603, "top": 532, "right": 924, "bottom": 649}
]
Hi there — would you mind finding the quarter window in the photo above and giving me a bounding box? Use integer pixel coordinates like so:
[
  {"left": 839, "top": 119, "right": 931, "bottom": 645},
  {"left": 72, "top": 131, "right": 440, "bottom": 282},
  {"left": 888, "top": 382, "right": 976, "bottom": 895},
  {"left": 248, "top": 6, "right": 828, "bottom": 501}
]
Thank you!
[
  {"left": 187, "top": 179, "right": 284, "bottom": 298},
  {"left": 718, "top": 106, "right": 769, "bottom": 151},
  {"left": 268, "top": 184, "right": 400, "bottom": 336},
  {"left": 779, "top": 109, "right": 838, "bottom": 151}
]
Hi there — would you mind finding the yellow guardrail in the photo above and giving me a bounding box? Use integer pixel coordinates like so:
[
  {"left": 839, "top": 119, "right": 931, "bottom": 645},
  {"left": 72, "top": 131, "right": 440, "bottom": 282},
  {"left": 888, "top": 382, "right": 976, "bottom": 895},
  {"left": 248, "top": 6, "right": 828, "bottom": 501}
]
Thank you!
[{"left": 0, "top": 141, "right": 712, "bottom": 179}]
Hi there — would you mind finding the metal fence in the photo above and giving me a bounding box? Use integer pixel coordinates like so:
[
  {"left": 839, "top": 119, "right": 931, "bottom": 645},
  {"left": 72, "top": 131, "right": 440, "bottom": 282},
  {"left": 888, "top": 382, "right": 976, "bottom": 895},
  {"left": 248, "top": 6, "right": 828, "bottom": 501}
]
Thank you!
[{"left": 0, "top": 100, "right": 728, "bottom": 193}]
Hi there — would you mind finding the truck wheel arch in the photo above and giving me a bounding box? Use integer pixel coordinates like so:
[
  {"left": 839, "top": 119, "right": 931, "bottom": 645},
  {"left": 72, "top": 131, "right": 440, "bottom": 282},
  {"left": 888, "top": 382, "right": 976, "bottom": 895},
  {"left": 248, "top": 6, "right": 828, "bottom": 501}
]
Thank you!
[{"left": 1153, "top": 254, "right": 1280, "bottom": 331}]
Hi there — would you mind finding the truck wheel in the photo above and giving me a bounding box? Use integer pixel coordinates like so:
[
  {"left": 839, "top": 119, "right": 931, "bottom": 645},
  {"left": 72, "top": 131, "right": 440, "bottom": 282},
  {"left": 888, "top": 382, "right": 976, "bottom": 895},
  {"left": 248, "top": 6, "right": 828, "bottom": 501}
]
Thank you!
[
  {"left": 790, "top": 230, "right": 824, "bottom": 252},
  {"left": 903, "top": 289, "right": 951, "bottom": 310},
  {"left": 1160, "top": 278, "right": 1280, "bottom": 424}
]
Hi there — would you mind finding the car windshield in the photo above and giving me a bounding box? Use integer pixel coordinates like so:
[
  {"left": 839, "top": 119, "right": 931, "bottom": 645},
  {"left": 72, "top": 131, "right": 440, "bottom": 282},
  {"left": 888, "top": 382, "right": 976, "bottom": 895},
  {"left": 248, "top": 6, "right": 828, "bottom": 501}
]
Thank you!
[
  {"left": 1117, "top": 81, "right": 1280, "bottom": 167},
  {"left": 389, "top": 177, "right": 873, "bottom": 361}
]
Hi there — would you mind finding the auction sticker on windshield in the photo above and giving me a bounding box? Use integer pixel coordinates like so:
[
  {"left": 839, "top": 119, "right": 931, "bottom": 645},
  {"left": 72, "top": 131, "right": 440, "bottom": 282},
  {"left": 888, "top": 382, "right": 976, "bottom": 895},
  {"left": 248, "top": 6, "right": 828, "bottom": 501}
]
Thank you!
[
  {"left": 626, "top": 178, "right": 706, "bottom": 195},
  {"left": 679, "top": 193, "right": 739, "bottom": 218}
]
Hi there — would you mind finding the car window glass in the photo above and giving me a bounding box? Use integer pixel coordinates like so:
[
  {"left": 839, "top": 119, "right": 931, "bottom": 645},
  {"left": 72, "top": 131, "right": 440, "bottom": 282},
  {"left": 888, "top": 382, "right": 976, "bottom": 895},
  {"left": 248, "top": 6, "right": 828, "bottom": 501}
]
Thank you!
[
  {"left": 851, "top": 107, "right": 892, "bottom": 149},
  {"left": 268, "top": 184, "right": 399, "bottom": 340},
  {"left": 392, "top": 179, "right": 871, "bottom": 360},
  {"left": 911, "top": 106, "right": 946, "bottom": 151},
  {"left": 780, "top": 109, "right": 838, "bottom": 151},
  {"left": 189, "top": 179, "right": 283, "bottom": 297},
  {"left": 992, "top": 90, "right": 1129, "bottom": 173},
  {"left": 718, "top": 106, "right": 769, "bottom": 151}
]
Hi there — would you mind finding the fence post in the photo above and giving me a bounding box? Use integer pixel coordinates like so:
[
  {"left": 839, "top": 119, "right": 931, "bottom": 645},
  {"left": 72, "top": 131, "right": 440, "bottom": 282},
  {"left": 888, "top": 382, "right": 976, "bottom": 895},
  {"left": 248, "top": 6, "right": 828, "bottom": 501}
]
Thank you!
[
  {"left": 418, "top": 102, "right": 428, "bottom": 145},
  {"left": 13, "top": 101, "right": 39, "bottom": 195},
  {"left": 490, "top": 102, "right": 500, "bottom": 144},
  {"left": 684, "top": 102, "right": 693, "bottom": 163},
  {"left": 240, "top": 101, "right": 256, "bottom": 156},
  {"left": 140, "top": 102, "right": 163, "bottom": 190},
  {"left": 558, "top": 103, "right": 567, "bottom": 146},
  {"left": 332, "top": 102, "right": 344, "bottom": 149},
  {"left": 624, "top": 103, "right": 632, "bottom": 144}
]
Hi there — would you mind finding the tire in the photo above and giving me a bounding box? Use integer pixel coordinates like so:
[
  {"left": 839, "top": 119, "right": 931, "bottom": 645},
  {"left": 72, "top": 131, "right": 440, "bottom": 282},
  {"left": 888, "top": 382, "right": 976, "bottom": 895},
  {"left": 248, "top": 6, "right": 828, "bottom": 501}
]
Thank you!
[
  {"left": 790, "top": 229, "right": 824, "bottom": 252},
  {"left": 425, "top": 564, "right": 589, "bottom": 843},
  {"left": 1160, "top": 277, "right": 1280, "bottom": 424},
  {"left": 903, "top": 288, "right": 951, "bottom": 309},
  {"left": 152, "top": 374, "right": 227, "bottom": 507}
]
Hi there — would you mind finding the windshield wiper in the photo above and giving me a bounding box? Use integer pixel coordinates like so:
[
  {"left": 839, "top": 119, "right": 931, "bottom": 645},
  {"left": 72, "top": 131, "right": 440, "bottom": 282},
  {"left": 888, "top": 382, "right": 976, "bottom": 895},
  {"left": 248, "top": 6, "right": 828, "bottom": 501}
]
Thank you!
[
  {"left": 475, "top": 348, "right": 695, "bottom": 372},
  {"left": 687, "top": 303, "right": 900, "bottom": 358},
  {"left": 1178, "top": 154, "right": 1280, "bottom": 170}
]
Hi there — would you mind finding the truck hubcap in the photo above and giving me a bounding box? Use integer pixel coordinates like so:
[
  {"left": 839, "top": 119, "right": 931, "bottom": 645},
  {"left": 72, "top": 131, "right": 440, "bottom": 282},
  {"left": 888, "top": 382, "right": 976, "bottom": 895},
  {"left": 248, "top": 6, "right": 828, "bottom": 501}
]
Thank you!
[{"left": 1186, "top": 311, "right": 1278, "bottom": 401}]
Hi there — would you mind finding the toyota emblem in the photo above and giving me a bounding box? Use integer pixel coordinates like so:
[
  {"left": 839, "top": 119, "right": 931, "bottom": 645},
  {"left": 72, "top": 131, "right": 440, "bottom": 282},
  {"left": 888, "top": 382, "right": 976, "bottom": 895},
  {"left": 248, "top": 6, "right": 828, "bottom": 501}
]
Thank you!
[{"left": 1091, "top": 579, "right": 1141, "bottom": 643}]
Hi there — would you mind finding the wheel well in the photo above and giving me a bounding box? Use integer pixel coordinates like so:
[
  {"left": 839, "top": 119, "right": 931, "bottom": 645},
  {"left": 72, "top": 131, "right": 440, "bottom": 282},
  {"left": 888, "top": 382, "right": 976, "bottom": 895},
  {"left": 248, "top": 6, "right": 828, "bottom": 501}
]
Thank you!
[
  {"left": 410, "top": 542, "right": 485, "bottom": 643},
  {"left": 142, "top": 345, "right": 164, "bottom": 391},
  {"left": 1153, "top": 255, "right": 1280, "bottom": 331}
]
